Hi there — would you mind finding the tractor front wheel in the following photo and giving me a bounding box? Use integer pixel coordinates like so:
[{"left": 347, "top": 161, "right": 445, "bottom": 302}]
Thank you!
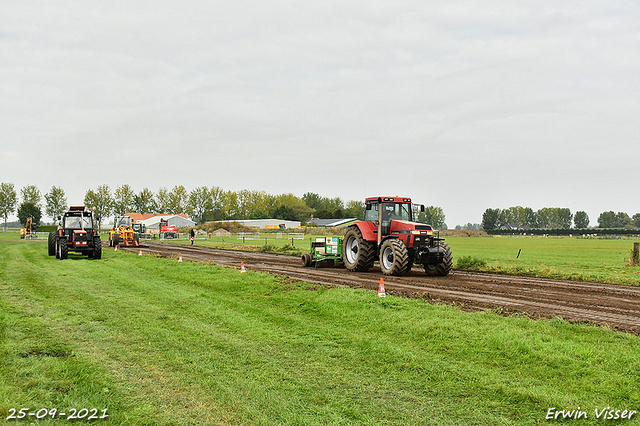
[
  {"left": 379, "top": 238, "right": 410, "bottom": 276},
  {"left": 93, "top": 237, "right": 102, "bottom": 259},
  {"left": 58, "top": 237, "right": 68, "bottom": 260},
  {"left": 424, "top": 241, "right": 453, "bottom": 276},
  {"left": 342, "top": 227, "right": 375, "bottom": 272}
]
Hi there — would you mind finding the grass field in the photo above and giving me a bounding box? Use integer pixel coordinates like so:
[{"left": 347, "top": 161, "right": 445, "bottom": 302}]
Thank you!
[
  {"left": 446, "top": 235, "right": 640, "bottom": 285},
  {"left": 1, "top": 233, "right": 639, "bottom": 425}
]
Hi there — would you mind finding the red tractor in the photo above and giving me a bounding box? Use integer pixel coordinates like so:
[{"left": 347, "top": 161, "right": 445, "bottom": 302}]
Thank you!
[
  {"left": 159, "top": 218, "right": 177, "bottom": 239},
  {"left": 342, "top": 196, "right": 452, "bottom": 276},
  {"left": 48, "top": 206, "right": 102, "bottom": 260}
]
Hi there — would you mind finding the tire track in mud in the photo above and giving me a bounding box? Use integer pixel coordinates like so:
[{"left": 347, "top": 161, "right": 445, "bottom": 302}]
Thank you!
[{"left": 123, "top": 242, "right": 640, "bottom": 333}]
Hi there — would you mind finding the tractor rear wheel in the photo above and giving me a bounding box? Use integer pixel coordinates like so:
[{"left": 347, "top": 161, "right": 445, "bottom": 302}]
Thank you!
[
  {"left": 48, "top": 232, "right": 56, "bottom": 256},
  {"left": 424, "top": 241, "right": 453, "bottom": 276},
  {"left": 58, "top": 236, "right": 68, "bottom": 260},
  {"left": 342, "top": 227, "right": 375, "bottom": 272},
  {"left": 379, "top": 238, "right": 410, "bottom": 276},
  {"left": 93, "top": 237, "right": 102, "bottom": 259}
]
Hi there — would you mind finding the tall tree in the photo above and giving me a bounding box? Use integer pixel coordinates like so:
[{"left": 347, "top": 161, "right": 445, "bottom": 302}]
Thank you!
[
  {"left": 17, "top": 202, "right": 42, "bottom": 227},
  {"left": 597, "top": 211, "right": 630, "bottom": 228},
  {"left": 418, "top": 206, "right": 447, "bottom": 230},
  {"left": 615, "top": 212, "right": 632, "bottom": 228},
  {"left": 633, "top": 213, "right": 640, "bottom": 228},
  {"left": 187, "top": 186, "right": 211, "bottom": 224},
  {"left": 84, "top": 185, "right": 113, "bottom": 229},
  {"left": 155, "top": 187, "right": 169, "bottom": 214},
  {"left": 344, "top": 200, "right": 365, "bottom": 220},
  {"left": 302, "top": 192, "right": 322, "bottom": 210},
  {"left": 524, "top": 207, "right": 537, "bottom": 228},
  {"left": 536, "top": 208, "right": 553, "bottom": 229},
  {"left": 205, "top": 186, "right": 224, "bottom": 221},
  {"left": 167, "top": 185, "right": 188, "bottom": 214},
  {"left": 44, "top": 186, "right": 68, "bottom": 222},
  {"left": 113, "top": 184, "right": 135, "bottom": 214},
  {"left": 481, "top": 208, "right": 500, "bottom": 231},
  {"left": 0, "top": 182, "right": 18, "bottom": 231},
  {"left": 574, "top": 211, "right": 589, "bottom": 228},
  {"left": 219, "top": 190, "right": 239, "bottom": 219},
  {"left": 21, "top": 184, "right": 42, "bottom": 207},
  {"left": 271, "top": 193, "right": 313, "bottom": 222},
  {"left": 133, "top": 188, "right": 156, "bottom": 214},
  {"left": 554, "top": 208, "right": 573, "bottom": 229}
]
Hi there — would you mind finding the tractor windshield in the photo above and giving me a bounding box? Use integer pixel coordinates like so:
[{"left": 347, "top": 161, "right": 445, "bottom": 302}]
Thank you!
[
  {"left": 365, "top": 202, "right": 413, "bottom": 223},
  {"left": 65, "top": 214, "right": 93, "bottom": 230},
  {"left": 382, "top": 203, "right": 412, "bottom": 222},
  {"left": 116, "top": 217, "right": 132, "bottom": 227}
]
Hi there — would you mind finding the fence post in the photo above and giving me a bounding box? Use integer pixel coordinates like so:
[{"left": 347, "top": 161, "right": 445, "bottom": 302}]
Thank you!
[{"left": 633, "top": 242, "right": 639, "bottom": 266}]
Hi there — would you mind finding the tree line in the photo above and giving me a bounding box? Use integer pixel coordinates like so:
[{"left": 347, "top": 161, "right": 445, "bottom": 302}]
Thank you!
[
  {"left": 4, "top": 182, "right": 637, "bottom": 232},
  {"left": 0, "top": 182, "right": 451, "bottom": 230},
  {"left": 0, "top": 183, "right": 370, "bottom": 229},
  {"left": 482, "top": 206, "right": 640, "bottom": 231}
]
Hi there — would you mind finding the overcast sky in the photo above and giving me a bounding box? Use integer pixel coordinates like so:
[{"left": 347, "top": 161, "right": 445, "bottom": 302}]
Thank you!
[{"left": 1, "top": 1, "right": 638, "bottom": 227}]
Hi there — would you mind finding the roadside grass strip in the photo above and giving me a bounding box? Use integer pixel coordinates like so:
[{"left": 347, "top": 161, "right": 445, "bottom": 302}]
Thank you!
[{"left": 0, "top": 235, "right": 638, "bottom": 425}]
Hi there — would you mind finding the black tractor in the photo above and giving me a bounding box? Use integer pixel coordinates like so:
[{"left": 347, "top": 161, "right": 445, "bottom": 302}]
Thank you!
[{"left": 48, "top": 206, "right": 102, "bottom": 260}]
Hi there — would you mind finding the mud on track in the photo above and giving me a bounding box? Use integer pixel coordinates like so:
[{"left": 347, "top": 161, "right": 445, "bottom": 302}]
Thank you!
[{"left": 124, "top": 242, "right": 640, "bottom": 334}]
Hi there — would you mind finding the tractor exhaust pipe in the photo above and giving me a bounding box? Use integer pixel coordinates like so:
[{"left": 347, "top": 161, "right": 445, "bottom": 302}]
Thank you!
[{"left": 377, "top": 197, "right": 383, "bottom": 247}]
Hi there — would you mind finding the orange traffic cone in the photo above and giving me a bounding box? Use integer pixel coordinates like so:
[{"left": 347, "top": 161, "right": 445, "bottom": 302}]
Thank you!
[
  {"left": 114, "top": 245, "right": 118, "bottom": 251},
  {"left": 138, "top": 248, "right": 142, "bottom": 256},
  {"left": 240, "top": 261, "right": 246, "bottom": 273},
  {"left": 378, "top": 277, "right": 386, "bottom": 297},
  {"left": 178, "top": 253, "right": 183, "bottom": 262}
]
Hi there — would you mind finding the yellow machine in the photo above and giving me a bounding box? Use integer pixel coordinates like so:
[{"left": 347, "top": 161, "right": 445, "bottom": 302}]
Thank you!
[
  {"left": 109, "top": 215, "right": 140, "bottom": 247},
  {"left": 20, "top": 217, "right": 37, "bottom": 239}
]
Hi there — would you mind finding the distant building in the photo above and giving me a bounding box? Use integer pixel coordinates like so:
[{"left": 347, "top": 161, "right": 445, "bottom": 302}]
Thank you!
[
  {"left": 125, "top": 213, "right": 196, "bottom": 231},
  {"left": 214, "top": 219, "right": 301, "bottom": 229},
  {"left": 307, "top": 218, "right": 357, "bottom": 227}
]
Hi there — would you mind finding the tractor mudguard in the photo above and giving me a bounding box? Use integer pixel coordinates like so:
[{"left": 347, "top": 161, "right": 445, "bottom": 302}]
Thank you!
[
  {"left": 352, "top": 221, "right": 377, "bottom": 242},
  {"left": 380, "top": 235, "right": 399, "bottom": 244}
]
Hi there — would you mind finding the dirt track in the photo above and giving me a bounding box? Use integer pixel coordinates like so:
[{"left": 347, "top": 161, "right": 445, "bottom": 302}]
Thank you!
[{"left": 124, "top": 241, "right": 640, "bottom": 334}]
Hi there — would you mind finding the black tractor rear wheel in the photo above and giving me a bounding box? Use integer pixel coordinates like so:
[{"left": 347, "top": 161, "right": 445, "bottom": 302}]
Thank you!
[
  {"left": 342, "top": 226, "right": 375, "bottom": 272},
  {"left": 379, "top": 238, "right": 410, "bottom": 276},
  {"left": 48, "top": 232, "right": 56, "bottom": 256},
  {"left": 424, "top": 241, "right": 453, "bottom": 276},
  {"left": 58, "top": 236, "right": 68, "bottom": 260},
  {"left": 93, "top": 237, "right": 102, "bottom": 259}
]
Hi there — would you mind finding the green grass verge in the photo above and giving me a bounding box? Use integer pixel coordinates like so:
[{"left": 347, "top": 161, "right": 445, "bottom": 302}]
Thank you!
[{"left": 1, "top": 235, "right": 639, "bottom": 424}]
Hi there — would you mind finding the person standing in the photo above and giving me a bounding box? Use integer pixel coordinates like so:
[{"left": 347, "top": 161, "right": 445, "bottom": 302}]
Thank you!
[{"left": 190, "top": 228, "right": 195, "bottom": 245}]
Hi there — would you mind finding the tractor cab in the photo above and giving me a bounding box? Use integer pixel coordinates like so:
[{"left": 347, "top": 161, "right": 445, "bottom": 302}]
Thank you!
[
  {"left": 364, "top": 197, "right": 414, "bottom": 236},
  {"left": 114, "top": 216, "right": 132, "bottom": 228}
]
